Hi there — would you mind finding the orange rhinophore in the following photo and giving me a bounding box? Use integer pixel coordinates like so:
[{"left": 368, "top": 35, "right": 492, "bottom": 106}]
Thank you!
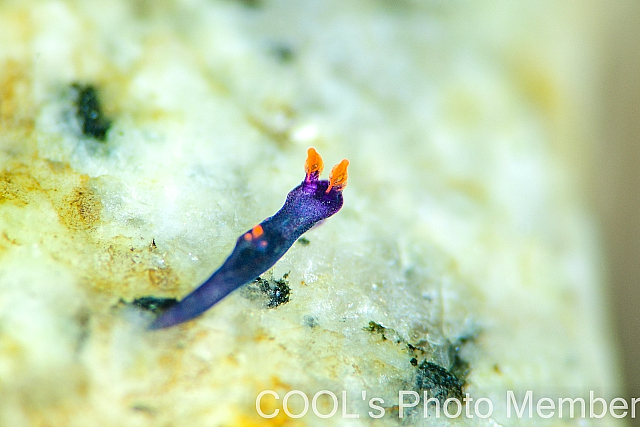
[
  {"left": 326, "top": 159, "right": 349, "bottom": 193},
  {"left": 304, "top": 147, "right": 324, "bottom": 182}
]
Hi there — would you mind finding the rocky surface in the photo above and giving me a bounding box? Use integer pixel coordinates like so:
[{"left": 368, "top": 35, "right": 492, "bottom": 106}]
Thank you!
[{"left": 0, "top": 1, "right": 622, "bottom": 426}]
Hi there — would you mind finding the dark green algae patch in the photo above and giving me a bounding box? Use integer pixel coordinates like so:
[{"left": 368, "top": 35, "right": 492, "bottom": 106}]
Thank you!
[{"left": 364, "top": 320, "right": 473, "bottom": 405}]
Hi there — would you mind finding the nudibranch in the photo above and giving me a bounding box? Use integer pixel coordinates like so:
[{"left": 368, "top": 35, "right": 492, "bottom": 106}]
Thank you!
[{"left": 149, "top": 148, "right": 348, "bottom": 329}]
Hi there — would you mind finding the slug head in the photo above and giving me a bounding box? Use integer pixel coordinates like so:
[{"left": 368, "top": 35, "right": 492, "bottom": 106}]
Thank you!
[{"left": 278, "top": 148, "right": 348, "bottom": 235}]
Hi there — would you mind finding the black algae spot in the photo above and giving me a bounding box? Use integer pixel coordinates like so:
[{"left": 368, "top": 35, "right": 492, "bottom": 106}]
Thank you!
[
  {"left": 415, "top": 361, "right": 463, "bottom": 404},
  {"left": 450, "top": 352, "right": 471, "bottom": 386},
  {"left": 410, "top": 357, "right": 418, "bottom": 366},
  {"left": 406, "top": 342, "right": 426, "bottom": 355},
  {"left": 447, "top": 333, "right": 476, "bottom": 387},
  {"left": 235, "top": 0, "right": 262, "bottom": 8},
  {"left": 74, "top": 307, "right": 91, "bottom": 354},
  {"left": 304, "top": 315, "right": 318, "bottom": 328},
  {"left": 363, "top": 320, "right": 405, "bottom": 343},
  {"left": 131, "top": 404, "right": 157, "bottom": 416},
  {"left": 245, "top": 272, "right": 290, "bottom": 308},
  {"left": 130, "top": 296, "right": 178, "bottom": 314},
  {"left": 73, "top": 83, "right": 112, "bottom": 141},
  {"left": 297, "top": 237, "right": 310, "bottom": 245},
  {"left": 272, "top": 45, "right": 295, "bottom": 63},
  {"left": 364, "top": 320, "right": 389, "bottom": 340}
]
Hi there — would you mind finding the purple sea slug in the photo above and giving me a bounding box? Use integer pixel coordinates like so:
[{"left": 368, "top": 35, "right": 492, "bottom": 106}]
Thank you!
[{"left": 149, "top": 148, "right": 349, "bottom": 329}]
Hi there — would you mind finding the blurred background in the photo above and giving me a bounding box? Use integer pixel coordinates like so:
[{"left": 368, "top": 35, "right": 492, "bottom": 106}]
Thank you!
[{"left": 596, "top": 0, "right": 640, "bottom": 419}]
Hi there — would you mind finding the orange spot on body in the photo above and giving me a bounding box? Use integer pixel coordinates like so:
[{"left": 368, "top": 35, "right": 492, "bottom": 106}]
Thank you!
[
  {"left": 245, "top": 225, "right": 264, "bottom": 243},
  {"left": 252, "top": 224, "right": 264, "bottom": 238},
  {"left": 305, "top": 147, "right": 324, "bottom": 182},
  {"left": 326, "top": 159, "right": 349, "bottom": 193}
]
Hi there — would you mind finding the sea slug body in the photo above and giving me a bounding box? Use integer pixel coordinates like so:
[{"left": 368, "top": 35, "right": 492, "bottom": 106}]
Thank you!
[{"left": 149, "top": 148, "right": 349, "bottom": 329}]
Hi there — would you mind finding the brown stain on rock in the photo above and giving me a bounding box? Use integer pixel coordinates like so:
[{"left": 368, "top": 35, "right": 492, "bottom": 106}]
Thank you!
[
  {"left": 0, "top": 157, "right": 183, "bottom": 299},
  {"left": 0, "top": 167, "right": 41, "bottom": 206},
  {"left": 0, "top": 58, "right": 183, "bottom": 305},
  {"left": 3, "top": 160, "right": 103, "bottom": 233},
  {"left": 147, "top": 267, "right": 176, "bottom": 290},
  {"left": 59, "top": 181, "right": 102, "bottom": 231},
  {"left": 0, "top": 60, "right": 34, "bottom": 131}
]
